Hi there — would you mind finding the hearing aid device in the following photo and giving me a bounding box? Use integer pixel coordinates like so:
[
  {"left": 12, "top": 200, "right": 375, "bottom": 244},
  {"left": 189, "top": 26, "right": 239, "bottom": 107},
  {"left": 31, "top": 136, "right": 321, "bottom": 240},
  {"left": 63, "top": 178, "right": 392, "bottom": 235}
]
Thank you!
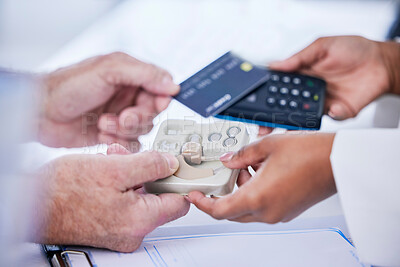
[{"left": 144, "top": 120, "right": 250, "bottom": 196}]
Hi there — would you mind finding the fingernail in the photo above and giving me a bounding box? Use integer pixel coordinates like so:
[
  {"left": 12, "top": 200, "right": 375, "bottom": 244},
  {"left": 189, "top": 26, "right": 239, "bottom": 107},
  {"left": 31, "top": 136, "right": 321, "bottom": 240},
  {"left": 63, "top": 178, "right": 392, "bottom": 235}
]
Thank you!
[
  {"left": 163, "top": 153, "right": 179, "bottom": 170},
  {"left": 184, "top": 195, "right": 192, "bottom": 203},
  {"left": 220, "top": 152, "right": 234, "bottom": 162}
]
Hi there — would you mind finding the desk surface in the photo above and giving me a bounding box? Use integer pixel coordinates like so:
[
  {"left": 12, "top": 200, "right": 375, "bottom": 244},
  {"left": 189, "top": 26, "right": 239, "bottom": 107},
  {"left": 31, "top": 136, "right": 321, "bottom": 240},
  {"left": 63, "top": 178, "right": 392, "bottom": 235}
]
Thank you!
[{"left": 26, "top": 0, "right": 397, "bottom": 265}]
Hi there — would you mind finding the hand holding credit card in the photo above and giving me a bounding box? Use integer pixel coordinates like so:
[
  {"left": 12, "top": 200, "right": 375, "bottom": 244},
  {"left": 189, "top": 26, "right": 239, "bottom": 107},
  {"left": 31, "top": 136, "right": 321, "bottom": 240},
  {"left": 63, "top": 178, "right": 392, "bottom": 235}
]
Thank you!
[{"left": 174, "top": 52, "right": 326, "bottom": 130}]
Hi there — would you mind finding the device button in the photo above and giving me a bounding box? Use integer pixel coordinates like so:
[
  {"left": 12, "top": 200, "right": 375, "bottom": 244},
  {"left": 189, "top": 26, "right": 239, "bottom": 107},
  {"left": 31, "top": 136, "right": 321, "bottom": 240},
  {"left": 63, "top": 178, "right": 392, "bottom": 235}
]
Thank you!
[
  {"left": 223, "top": 137, "right": 237, "bottom": 147},
  {"left": 280, "top": 87, "right": 289, "bottom": 95},
  {"left": 293, "top": 77, "right": 301, "bottom": 85},
  {"left": 271, "top": 74, "right": 279, "bottom": 82},
  {"left": 282, "top": 76, "right": 291, "bottom": 83},
  {"left": 302, "top": 90, "right": 311, "bottom": 98},
  {"left": 302, "top": 102, "right": 318, "bottom": 111},
  {"left": 289, "top": 101, "right": 298, "bottom": 109},
  {"left": 227, "top": 126, "right": 241, "bottom": 137},
  {"left": 246, "top": 93, "right": 257, "bottom": 103},
  {"left": 208, "top": 133, "right": 222, "bottom": 142},
  {"left": 266, "top": 97, "right": 276, "bottom": 106},
  {"left": 313, "top": 94, "right": 319, "bottom": 102},
  {"left": 306, "top": 80, "right": 315, "bottom": 87},
  {"left": 291, "top": 89, "right": 300, "bottom": 96},
  {"left": 268, "top": 85, "right": 278, "bottom": 93},
  {"left": 278, "top": 99, "right": 287, "bottom": 107}
]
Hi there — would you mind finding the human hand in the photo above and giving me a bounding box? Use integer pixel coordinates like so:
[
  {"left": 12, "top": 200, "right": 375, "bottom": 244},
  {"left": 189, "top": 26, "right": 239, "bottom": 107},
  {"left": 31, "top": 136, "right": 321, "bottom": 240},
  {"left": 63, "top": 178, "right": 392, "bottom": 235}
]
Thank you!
[
  {"left": 33, "top": 147, "right": 189, "bottom": 252},
  {"left": 268, "top": 36, "right": 395, "bottom": 120},
  {"left": 188, "top": 132, "right": 336, "bottom": 223},
  {"left": 38, "top": 52, "right": 179, "bottom": 150}
]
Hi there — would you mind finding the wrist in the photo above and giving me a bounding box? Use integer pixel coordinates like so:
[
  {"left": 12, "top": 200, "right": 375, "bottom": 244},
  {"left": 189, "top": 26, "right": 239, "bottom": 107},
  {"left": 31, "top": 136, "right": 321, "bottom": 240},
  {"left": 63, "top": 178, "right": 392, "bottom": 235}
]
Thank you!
[{"left": 378, "top": 41, "right": 400, "bottom": 95}]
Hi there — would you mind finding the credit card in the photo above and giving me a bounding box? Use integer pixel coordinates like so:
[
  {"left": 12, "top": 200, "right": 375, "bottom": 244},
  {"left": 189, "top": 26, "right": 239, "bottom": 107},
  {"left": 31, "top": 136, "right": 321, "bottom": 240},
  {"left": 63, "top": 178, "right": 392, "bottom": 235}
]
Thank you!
[{"left": 175, "top": 52, "right": 270, "bottom": 117}]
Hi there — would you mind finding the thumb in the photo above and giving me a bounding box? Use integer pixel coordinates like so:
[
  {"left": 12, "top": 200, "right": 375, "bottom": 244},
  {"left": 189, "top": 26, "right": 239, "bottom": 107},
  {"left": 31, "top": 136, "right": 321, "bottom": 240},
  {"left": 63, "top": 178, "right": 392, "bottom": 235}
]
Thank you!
[
  {"left": 142, "top": 193, "right": 190, "bottom": 227},
  {"left": 220, "top": 138, "right": 274, "bottom": 169},
  {"left": 269, "top": 38, "right": 327, "bottom": 72},
  {"left": 327, "top": 101, "right": 357, "bottom": 120},
  {"left": 115, "top": 151, "right": 179, "bottom": 190}
]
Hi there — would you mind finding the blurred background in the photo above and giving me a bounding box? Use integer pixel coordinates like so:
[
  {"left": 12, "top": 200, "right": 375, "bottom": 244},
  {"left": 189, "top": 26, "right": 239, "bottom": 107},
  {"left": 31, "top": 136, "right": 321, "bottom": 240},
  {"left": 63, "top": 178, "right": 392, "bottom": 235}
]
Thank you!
[
  {"left": 0, "top": 0, "right": 122, "bottom": 70},
  {"left": 1, "top": 0, "right": 398, "bottom": 72}
]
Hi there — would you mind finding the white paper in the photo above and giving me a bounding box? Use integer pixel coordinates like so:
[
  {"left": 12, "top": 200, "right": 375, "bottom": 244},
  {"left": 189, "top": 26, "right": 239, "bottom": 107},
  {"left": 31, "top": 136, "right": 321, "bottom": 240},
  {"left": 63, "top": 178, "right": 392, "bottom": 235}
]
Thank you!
[{"left": 67, "top": 228, "right": 367, "bottom": 267}]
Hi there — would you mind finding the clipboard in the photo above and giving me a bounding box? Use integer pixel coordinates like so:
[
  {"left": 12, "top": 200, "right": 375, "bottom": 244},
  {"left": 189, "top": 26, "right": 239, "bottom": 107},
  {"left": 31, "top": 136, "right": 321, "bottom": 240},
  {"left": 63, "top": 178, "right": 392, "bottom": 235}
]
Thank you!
[
  {"left": 42, "top": 244, "right": 94, "bottom": 267},
  {"left": 41, "top": 224, "right": 366, "bottom": 267}
]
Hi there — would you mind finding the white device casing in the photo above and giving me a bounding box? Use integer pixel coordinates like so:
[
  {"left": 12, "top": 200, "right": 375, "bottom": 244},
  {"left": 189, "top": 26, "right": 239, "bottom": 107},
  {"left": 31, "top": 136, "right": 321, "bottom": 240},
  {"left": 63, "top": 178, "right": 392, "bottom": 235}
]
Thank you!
[{"left": 144, "top": 120, "right": 250, "bottom": 196}]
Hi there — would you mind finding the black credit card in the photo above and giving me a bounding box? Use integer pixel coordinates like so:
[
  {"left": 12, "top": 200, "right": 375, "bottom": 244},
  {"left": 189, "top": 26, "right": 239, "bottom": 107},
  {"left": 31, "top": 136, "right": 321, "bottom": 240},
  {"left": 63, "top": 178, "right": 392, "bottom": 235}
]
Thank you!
[{"left": 175, "top": 52, "right": 269, "bottom": 117}]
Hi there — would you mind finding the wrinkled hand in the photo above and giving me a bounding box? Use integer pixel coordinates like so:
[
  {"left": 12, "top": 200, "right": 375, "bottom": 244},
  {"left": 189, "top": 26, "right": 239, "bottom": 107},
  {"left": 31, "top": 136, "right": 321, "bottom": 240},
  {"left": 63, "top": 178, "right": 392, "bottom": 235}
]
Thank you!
[
  {"left": 269, "top": 36, "right": 392, "bottom": 120},
  {"left": 33, "top": 145, "right": 189, "bottom": 252},
  {"left": 38, "top": 52, "right": 179, "bottom": 150},
  {"left": 189, "top": 132, "right": 336, "bottom": 223}
]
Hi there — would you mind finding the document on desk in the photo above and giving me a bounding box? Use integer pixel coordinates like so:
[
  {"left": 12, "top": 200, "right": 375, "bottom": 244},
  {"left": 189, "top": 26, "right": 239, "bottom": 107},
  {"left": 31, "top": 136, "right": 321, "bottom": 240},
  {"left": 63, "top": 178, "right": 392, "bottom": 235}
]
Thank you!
[{"left": 65, "top": 226, "right": 368, "bottom": 267}]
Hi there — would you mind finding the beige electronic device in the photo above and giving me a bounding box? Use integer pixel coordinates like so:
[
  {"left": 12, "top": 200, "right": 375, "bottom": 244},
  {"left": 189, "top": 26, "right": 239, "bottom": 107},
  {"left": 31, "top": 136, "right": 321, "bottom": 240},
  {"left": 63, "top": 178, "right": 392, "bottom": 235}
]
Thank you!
[{"left": 144, "top": 120, "right": 250, "bottom": 196}]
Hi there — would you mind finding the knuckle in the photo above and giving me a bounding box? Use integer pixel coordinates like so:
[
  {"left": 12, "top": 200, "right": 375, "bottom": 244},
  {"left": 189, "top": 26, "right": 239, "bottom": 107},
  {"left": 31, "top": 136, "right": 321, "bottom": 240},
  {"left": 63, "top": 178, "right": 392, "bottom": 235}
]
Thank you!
[
  {"left": 210, "top": 209, "right": 224, "bottom": 220},
  {"left": 146, "top": 151, "right": 168, "bottom": 177},
  {"left": 99, "top": 52, "right": 129, "bottom": 68},
  {"left": 116, "top": 239, "right": 142, "bottom": 253},
  {"left": 263, "top": 211, "right": 284, "bottom": 224},
  {"left": 108, "top": 51, "right": 129, "bottom": 60},
  {"left": 314, "top": 37, "right": 325, "bottom": 44},
  {"left": 246, "top": 194, "right": 263, "bottom": 211}
]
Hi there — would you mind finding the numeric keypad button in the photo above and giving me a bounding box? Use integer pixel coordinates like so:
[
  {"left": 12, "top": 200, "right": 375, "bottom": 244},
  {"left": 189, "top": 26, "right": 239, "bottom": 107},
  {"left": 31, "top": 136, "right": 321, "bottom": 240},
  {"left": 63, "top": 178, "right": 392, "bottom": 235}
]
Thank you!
[
  {"left": 268, "top": 85, "right": 278, "bottom": 93},
  {"left": 227, "top": 127, "right": 241, "bottom": 137},
  {"left": 293, "top": 77, "right": 301, "bottom": 85},
  {"left": 278, "top": 99, "right": 287, "bottom": 107},
  {"left": 280, "top": 87, "right": 289, "bottom": 95},
  {"left": 266, "top": 97, "right": 276, "bottom": 106},
  {"left": 271, "top": 74, "right": 279, "bottom": 82},
  {"left": 302, "top": 90, "right": 311, "bottom": 98},
  {"left": 289, "top": 101, "right": 298, "bottom": 109},
  {"left": 223, "top": 138, "right": 237, "bottom": 147},
  {"left": 208, "top": 133, "right": 222, "bottom": 142},
  {"left": 291, "top": 89, "right": 300, "bottom": 96},
  {"left": 282, "top": 76, "right": 291, "bottom": 83}
]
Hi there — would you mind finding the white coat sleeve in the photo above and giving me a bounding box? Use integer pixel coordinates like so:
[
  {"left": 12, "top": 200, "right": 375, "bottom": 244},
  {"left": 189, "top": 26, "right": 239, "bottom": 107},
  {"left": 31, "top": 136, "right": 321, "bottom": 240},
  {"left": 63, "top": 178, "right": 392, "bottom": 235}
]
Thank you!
[{"left": 330, "top": 129, "right": 400, "bottom": 266}]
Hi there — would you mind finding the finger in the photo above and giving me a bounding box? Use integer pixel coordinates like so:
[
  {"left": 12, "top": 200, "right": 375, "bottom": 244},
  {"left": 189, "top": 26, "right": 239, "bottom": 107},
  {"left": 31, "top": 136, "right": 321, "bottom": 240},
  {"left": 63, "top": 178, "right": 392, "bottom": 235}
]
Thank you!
[
  {"left": 116, "top": 151, "right": 179, "bottom": 189},
  {"left": 105, "top": 86, "right": 138, "bottom": 114},
  {"left": 101, "top": 52, "right": 180, "bottom": 96},
  {"left": 155, "top": 193, "right": 190, "bottom": 224},
  {"left": 258, "top": 126, "right": 273, "bottom": 137},
  {"left": 98, "top": 133, "right": 141, "bottom": 152},
  {"left": 229, "top": 214, "right": 258, "bottom": 223},
  {"left": 220, "top": 137, "right": 273, "bottom": 169},
  {"left": 98, "top": 112, "right": 154, "bottom": 139},
  {"left": 325, "top": 99, "right": 357, "bottom": 120},
  {"left": 188, "top": 189, "right": 251, "bottom": 220},
  {"left": 268, "top": 38, "right": 327, "bottom": 72},
  {"left": 135, "top": 193, "right": 190, "bottom": 232},
  {"left": 237, "top": 169, "right": 252, "bottom": 187},
  {"left": 107, "top": 143, "right": 131, "bottom": 155},
  {"left": 155, "top": 96, "right": 172, "bottom": 113},
  {"left": 118, "top": 107, "right": 155, "bottom": 137}
]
